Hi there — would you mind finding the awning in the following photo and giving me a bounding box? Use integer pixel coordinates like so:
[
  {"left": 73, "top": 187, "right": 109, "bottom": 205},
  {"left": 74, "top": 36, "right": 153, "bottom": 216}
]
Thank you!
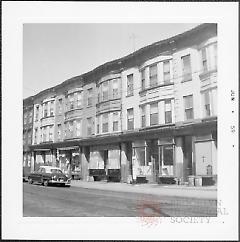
[{"left": 57, "top": 146, "right": 79, "bottom": 151}]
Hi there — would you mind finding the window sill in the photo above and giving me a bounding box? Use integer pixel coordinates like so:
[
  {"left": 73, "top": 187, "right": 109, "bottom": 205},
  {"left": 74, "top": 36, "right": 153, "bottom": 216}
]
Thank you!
[
  {"left": 181, "top": 78, "right": 192, "bottom": 83},
  {"left": 199, "top": 68, "right": 217, "bottom": 80},
  {"left": 97, "top": 97, "right": 121, "bottom": 105},
  {"left": 64, "top": 107, "right": 83, "bottom": 114},
  {"left": 139, "top": 82, "right": 174, "bottom": 94},
  {"left": 126, "top": 94, "right": 134, "bottom": 98},
  {"left": 41, "top": 115, "right": 54, "bottom": 120}
]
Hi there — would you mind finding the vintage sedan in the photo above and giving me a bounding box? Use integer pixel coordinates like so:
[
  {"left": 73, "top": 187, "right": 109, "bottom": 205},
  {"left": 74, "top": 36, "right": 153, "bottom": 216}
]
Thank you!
[{"left": 28, "top": 166, "right": 71, "bottom": 187}]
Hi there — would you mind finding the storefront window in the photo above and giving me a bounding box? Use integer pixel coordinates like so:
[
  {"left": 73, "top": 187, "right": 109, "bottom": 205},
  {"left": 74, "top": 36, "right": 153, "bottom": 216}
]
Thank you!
[
  {"left": 135, "top": 147, "right": 145, "bottom": 166},
  {"left": 162, "top": 145, "right": 174, "bottom": 166}
]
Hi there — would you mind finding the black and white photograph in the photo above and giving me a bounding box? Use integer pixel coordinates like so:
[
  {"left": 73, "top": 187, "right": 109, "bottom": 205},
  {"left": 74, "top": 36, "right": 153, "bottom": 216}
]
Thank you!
[{"left": 2, "top": 1, "right": 239, "bottom": 241}]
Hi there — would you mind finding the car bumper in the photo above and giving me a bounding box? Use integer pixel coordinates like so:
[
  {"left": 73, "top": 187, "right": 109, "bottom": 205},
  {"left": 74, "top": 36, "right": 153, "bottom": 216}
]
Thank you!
[{"left": 49, "top": 180, "right": 71, "bottom": 186}]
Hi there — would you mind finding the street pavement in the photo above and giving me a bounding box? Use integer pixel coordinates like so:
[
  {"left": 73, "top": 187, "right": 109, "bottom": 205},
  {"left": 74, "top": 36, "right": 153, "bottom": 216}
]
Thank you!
[
  {"left": 70, "top": 180, "right": 217, "bottom": 200},
  {"left": 23, "top": 182, "right": 217, "bottom": 217}
]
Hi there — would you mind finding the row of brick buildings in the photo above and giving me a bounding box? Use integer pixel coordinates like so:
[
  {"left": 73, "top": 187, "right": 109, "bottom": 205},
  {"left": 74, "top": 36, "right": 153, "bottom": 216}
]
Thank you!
[{"left": 23, "top": 23, "right": 217, "bottom": 185}]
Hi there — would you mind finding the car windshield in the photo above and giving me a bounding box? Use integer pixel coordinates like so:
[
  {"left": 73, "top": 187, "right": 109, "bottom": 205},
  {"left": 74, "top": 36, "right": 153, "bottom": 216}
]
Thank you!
[{"left": 50, "top": 169, "right": 63, "bottom": 174}]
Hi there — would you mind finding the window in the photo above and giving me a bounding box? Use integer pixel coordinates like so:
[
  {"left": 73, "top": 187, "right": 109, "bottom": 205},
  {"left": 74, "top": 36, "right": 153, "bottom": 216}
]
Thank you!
[
  {"left": 28, "top": 131, "right": 32, "bottom": 144},
  {"left": 96, "top": 116, "right": 100, "bottom": 134},
  {"left": 135, "top": 147, "right": 145, "bottom": 166},
  {"left": 87, "top": 117, "right": 92, "bottom": 136},
  {"left": 69, "top": 94, "right": 74, "bottom": 110},
  {"left": 28, "top": 112, "right": 32, "bottom": 123},
  {"left": 150, "top": 102, "right": 158, "bottom": 126},
  {"left": 213, "top": 43, "right": 217, "bottom": 69},
  {"left": 97, "top": 87, "right": 101, "bottom": 103},
  {"left": 127, "top": 108, "right": 134, "bottom": 130},
  {"left": 35, "top": 106, "right": 39, "bottom": 121},
  {"left": 43, "top": 103, "right": 48, "bottom": 118},
  {"left": 24, "top": 113, "right": 27, "bottom": 125},
  {"left": 112, "top": 112, "right": 119, "bottom": 132},
  {"left": 127, "top": 74, "right": 133, "bottom": 96},
  {"left": 163, "top": 61, "right": 171, "bottom": 83},
  {"left": 58, "top": 99, "right": 62, "bottom": 114},
  {"left": 49, "top": 125, "right": 53, "bottom": 141},
  {"left": 76, "top": 92, "right": 82, "bottom": 108},
  {"left": 102, "top": 113, "right": 109, "bottom": 133},
  {"left": 42, "top": 127, "right": 47, "bottom": 142},
  {"left": 165, "top": 100, "right": 172, "bottom": 124},
  {"left": 69, "top": 121, "right": 73, "bottom": 137},
  {"left": 181, "top": 54, "right": 192, "bottom": 81},
  {"left": 34, "top": 128, "right": 38, "bottom": 144},
  {"left": 203, "top": 91, "right": 211, "bottom": 117},
  {"left": 112, "top": 79, "right": 119, "bottom": 99},
  {"left": 76, "top": 120, "right": 81, "bottom": 137},
  {"left": 201, "top": 48, "right": 208, "bottom": 72},
  {"left": 161, "top": 145, "right": 174, "bottom": 166},
  {"left": 50, "top": 101, "right": 54, "bottom": 116},
  {"left": 102, "top": 81, "right": 109, "bottom": 101},
  {"left": 87, "top": 88, "right": 93, "bottom": 106},
  {"left": 57, "top": 124, "right": 61, "bottom": 140},
  {"left": 141, "top": 69, "right": 146, "bottom": 90},
  {"left": 184, "top": 95, "right": 194, "bottom": 120},
  {"left": 149, "top": 64, "right": 158, "bottom": 87},
  {"left": 141, "top": 105, "right": 146, "bottom": 128}
]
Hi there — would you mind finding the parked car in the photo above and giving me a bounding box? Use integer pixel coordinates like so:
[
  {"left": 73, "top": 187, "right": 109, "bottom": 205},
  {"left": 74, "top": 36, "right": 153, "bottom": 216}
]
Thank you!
[
  {"left": 28, "top": 166, "right": 71, "bottom": 187},
  {"left": 23, "top": 167, "right": 30, "bottom": 182}
]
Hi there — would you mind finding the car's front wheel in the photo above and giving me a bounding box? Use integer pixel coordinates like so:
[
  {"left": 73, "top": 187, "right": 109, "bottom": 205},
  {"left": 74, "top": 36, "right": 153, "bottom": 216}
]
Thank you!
[{"left": 43, "top": 180, "right": 49, "bottom": 187}]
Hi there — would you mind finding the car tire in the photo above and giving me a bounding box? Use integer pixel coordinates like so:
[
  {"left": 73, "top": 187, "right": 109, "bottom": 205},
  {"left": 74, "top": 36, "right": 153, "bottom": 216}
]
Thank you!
[
  {"left": 43, "top": 180, "right": 49, "bottom": 187},
  {"left": 28, "top": 178, "right": 33, "bottom": 184}
]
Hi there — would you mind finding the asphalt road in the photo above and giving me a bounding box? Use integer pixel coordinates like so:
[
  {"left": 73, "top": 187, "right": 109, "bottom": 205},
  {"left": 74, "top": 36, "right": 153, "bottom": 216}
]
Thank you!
[{"left": 23, "top": 183, "right": 217, "bottom": 217}]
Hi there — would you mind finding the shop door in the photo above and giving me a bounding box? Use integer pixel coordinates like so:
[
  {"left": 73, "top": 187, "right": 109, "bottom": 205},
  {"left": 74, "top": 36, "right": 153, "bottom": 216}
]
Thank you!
[
  {"left": 195, "top": 141, "right": 212, "bottom": 175},
  {"left": 148, "top": 140, "right": 159, "bottom": 182},
  {"left": 160, "top": 145, "right": 174, "bottom": 176}
]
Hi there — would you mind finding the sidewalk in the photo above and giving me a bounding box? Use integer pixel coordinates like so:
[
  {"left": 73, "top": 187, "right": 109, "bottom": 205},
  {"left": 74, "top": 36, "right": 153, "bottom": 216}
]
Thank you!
[{"left": 70, "top": 180, "right": 217, "bottom": 200}]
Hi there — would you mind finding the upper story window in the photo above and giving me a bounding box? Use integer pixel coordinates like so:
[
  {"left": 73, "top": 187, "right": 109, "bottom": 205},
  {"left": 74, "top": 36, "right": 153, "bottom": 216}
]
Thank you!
[
  {"left": 112, "top": 79, "right": 119, "bottom": 99},
  {"left": 87, "top": 88, "right": 93, "bottom": 106},
  {"left": 50, "top": 101, "right": 54, "bottom": 116},
  {"left": 127, "top": 74, "right": 134, "bottom": 96},
  {"left": 69, "top": 94, "right": 74, "bottom": 110},
  {"left": 96, "top": 116, "right": 100, "bottom": 134},
  {"left": 58, "top": 99, "right": 62, "bottom": 114},
  {"left": 149, "top": 64, "right": 158, "bottom": 87},
  {"left": 181, "top": 54, "right": 192, "bottom": 82},
  {"left": 141, "top": 105, "right": 146, "bottom": 128},
  {"left": 43, "top": 103, "right": 48, "bottom": 118},
  {"left": 49, "top": 125, "right": 53, "bottom": 141},
  {"left": 42, "top": 127, "right": 47, "bottom": 142},
  {"left": 201, "top": 48, "right": 208, "bottom": 72},
  {"left": 69, "top": 121, "right": 74, "bottom": 137},
  {"left": 127, "top": 108, "right": 134, "bottom": 130},
  {"left": 203, "top": 91, "right": 211, "bottom": 117},
  {"left": 76, "top": 92, "right": 83, "bottom": 108},
  {"left": 150, "top": 102, "right": 158, "bottom": 126},
  {"left": 28, "top": 111, "right": 32, "bottom": 123},
  {"left": 102, "top": 113, "right": 109, "bottom": 133},
  {"left": 213, "top": 43, "right": 217, "bottom": 69},
  {"left": 165, "top": 100, "right": 172, "bottom": 124},
  {"left": 141, "top": 69, "right": 146, "bottom": 91},
  {"left": 35, "top": 106, "right": 39, "bottom": 121},
  {"left": 87, "top": 117, "right": 92, "bottom": 136},
  {"left": 24, "top": 113, "right": 27, "bottom": 125},
  {"left": 184, "top": 95, "right": 194, "bottom": 120},
  {"left": 163, "top": 61, "right": 171, "bottom": 84},
  {"left": 76, "top": 119, "right": 81, "bottom": 137},
  {"left": 57, "top": 124, "right": 61, "bottom": 140},
  {"left": 28, "top": 130, "right": 32, "bottom": 144},
  {"left": 102, "top": 81, "right": 109, "bottom": 101},
  {"left": 112, "top": 112, "right": 119, "bottom": 132},
  {"left": 34, "top": 128, "right": 38, "bottom": 144}
]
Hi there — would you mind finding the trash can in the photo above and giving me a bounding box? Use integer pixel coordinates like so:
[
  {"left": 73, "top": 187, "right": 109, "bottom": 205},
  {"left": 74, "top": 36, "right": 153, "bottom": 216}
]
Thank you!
[{"left": 188, "top": 175, "right": 195, "bottom": 186}]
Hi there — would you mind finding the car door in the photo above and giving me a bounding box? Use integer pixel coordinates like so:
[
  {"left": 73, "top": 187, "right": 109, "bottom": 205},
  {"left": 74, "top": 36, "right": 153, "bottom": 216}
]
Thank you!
[{"left": 31, "top": 167, "right": 42, "bottom": 182}]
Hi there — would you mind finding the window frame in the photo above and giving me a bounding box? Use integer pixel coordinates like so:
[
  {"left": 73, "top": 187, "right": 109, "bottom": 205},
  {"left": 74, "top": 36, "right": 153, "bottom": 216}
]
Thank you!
[
  {"left": 184, "top": 95, "right": 194, "bottom": 120},
  {"left": 127, "top": 108, "right": 134, "bottom": 130},
  {"left": 127, "top": 74, "right": 134, "bottom": 96},
  {"left": 149, "top": 64, "right": 158, "bottom": 87},
  {"left": 150, "top": 102, "right": 159, "bottom": 126}
]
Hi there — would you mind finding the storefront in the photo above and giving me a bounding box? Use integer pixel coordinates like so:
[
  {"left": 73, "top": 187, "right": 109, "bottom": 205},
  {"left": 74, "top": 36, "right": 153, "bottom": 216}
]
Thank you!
[
  {"left": 57, "top": 146, "right": 81, "bottom": 179},
  {"left": 89, "top": 144, "right": 121, "bottom": 181}
]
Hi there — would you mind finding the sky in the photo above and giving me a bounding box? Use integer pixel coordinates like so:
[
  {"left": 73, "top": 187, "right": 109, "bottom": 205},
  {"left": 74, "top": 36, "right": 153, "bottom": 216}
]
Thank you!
[{"left": 23, "top": 23, "right": 200, "bottom": 99}]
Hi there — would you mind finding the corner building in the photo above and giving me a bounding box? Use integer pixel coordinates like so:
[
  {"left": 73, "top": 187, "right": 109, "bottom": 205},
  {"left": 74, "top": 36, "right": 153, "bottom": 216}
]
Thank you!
[{"left": 27, "top": 23, "right": 217, "bottom": 185}]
